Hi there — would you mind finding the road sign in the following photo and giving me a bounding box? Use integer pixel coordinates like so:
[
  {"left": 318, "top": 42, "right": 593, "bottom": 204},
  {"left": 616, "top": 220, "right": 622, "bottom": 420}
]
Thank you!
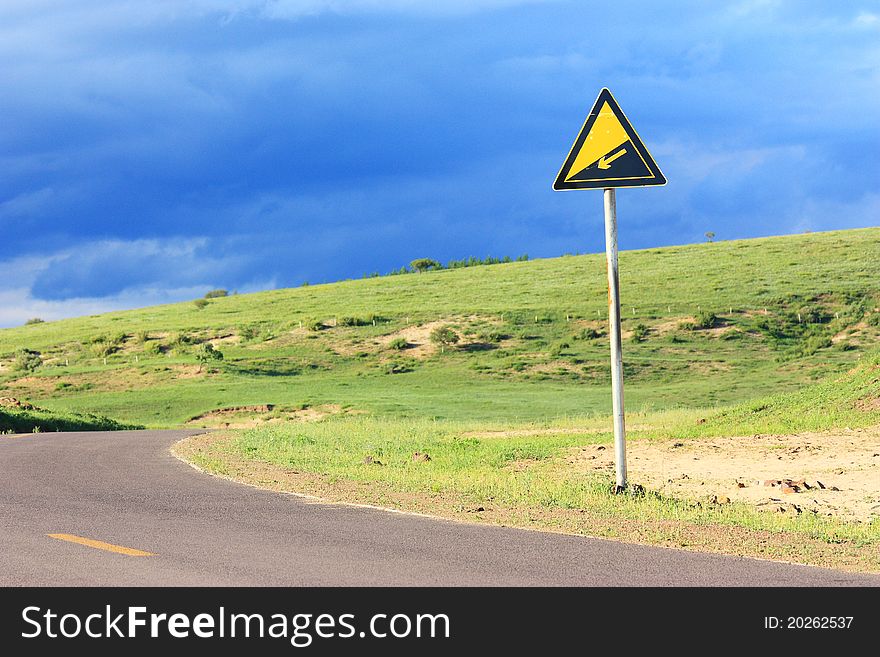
[
  {"left": 553, "top": 88, "right": 665, "bottom": 191},
  {"left": 552, "top": 88, "right": 666, "bottom": 492}
]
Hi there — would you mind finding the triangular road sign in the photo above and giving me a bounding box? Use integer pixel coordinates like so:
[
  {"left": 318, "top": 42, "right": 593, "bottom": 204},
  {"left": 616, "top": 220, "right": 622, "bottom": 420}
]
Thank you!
[{"left": 553, "top": 88, "right": 666, "bottom": 190}]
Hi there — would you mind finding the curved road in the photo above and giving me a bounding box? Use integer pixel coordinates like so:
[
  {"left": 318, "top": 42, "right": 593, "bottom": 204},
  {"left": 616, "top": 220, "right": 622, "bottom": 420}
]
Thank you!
[{"left": 1, "top": 430, "right": 876, "bottom": 586}]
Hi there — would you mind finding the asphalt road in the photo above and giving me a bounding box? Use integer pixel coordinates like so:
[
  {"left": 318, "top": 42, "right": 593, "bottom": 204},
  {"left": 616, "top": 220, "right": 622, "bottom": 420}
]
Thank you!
[{"left": 1, "top": 430, "right": 877, "bottom": 586}]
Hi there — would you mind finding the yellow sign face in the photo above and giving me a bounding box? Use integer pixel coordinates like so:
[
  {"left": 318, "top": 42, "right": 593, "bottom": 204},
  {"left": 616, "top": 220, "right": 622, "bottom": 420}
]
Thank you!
[{"left": 553, "top": 88, "right": 666, "bottom": 190}]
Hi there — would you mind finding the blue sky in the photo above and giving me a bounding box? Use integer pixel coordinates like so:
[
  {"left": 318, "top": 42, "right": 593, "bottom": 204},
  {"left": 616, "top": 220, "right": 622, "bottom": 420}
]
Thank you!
[{"left": 1, "top": 0, "right": 878, "bottom": 326}]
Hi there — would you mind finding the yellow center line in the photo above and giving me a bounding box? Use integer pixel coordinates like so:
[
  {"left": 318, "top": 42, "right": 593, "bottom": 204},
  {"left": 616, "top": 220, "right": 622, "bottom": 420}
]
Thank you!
[{"left": 48, "top": 533, "right": 155, "bottom": 557}]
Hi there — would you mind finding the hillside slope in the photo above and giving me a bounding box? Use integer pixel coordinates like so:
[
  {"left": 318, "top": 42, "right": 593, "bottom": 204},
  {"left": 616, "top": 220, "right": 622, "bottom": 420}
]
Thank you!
[
  {"left": 0, "top": 398, "right": 137, "bottom": 434},
  {"left": 1, "top": 228, "right": 878, "bottom": 426}
]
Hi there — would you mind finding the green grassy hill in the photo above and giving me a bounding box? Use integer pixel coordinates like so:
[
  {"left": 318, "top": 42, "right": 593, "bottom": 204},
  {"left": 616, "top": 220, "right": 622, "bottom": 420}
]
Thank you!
[
  {"left": 0, "top": 401, "right": 137, "bottom": 434},
  {"left": 1, "top": 227, "right": 879, "bottom": 427}
]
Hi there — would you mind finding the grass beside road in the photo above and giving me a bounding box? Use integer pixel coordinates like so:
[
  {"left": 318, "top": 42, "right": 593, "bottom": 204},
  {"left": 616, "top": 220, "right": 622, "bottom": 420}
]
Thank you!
[
  {"left": 0, "top": 404, "right": 138, "bottom": 434},
  {"left": 176, "top": 351, "right": 880, "bottom": 573}
]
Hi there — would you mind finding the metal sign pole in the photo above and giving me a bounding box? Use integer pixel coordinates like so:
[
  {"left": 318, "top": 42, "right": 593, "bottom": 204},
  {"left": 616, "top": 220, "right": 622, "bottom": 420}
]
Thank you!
[
  {"left": 603, "top": 188, "right": 627, "bottom": 491},
  {"left": 553, "top": 88, "right": 664, "bottom": 491}
]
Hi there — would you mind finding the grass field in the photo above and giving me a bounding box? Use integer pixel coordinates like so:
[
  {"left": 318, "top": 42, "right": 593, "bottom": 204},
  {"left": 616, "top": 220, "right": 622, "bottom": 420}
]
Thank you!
[
  {"left": 1, "top": 228, "right": 879, "bottom": 426},
  {"left": 0, "top": 402, "right": 136, "bottom": 434},
  {"left": 2, "top": 228, "right": 879, "bottom": 569},
  {"left": 176, "top": 350, "right": 880, "bottom": 572}
]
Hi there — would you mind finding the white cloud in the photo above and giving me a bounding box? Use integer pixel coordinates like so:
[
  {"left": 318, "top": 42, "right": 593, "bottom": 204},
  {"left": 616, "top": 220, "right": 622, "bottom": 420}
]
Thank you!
[
  {"left": 854, "top": 12, "right": 879, "bottom": 28},
  {"left": 258, "top": 0, "right": 557, "bottom": 19},
  {"left": 493, "top": 52, "right": 594, "bottom": 75},
  {"left": 0, "top": 285, "right": 205, "bottom": 328},
  {"left": 0, "top": 188, "right": 56, "bottom": 219},
  {"left": 653, "top": 139, "right": 808, "bottom": 185},
  {"left": 726, "top": 0, "right": 782, "bottom": 19},
  {"left": 786, "top": 192, "right": 880, "bottom": 234},
  {"left": 0, "top": 0, "right": 557, "bottom": 32},
  {"left": 0, "top": 237, "right": 280, "bottom": 327}
]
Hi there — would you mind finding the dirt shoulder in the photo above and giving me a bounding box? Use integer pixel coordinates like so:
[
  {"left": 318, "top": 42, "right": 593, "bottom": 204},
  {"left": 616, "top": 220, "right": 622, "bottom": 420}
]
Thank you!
[
  {"left": 569, "top": 427, "right": 880, "bottom": 523},
  {"left": 173, "top": 430, "right": 880, "bottom": 574}
]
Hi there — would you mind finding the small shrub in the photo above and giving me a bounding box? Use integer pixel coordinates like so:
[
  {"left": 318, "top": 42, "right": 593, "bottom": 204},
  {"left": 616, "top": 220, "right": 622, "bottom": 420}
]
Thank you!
[
  {"left": 147, "top": 342, "right": 166, "bottom": 355},
  {"left": 135, "top": 330, "right": 149, "bottom": 344},
  {"left": 866, "top": 312, "right": 880, "bottom": 327},
  {"left": 306, "top": 319, "right": 325, "bottom": 332},
  {"left": 694, "top": 311, "right": 718, "bottom": 329},
  {"left": 24, "top": 318, "right": 45, "bottom": 325},
  {"left": 430, "top": 325, "right": 460, "bottom": 352},
  {"left": 91, "top": 342, "right": 118, "bottom": 358},
  {"left": 797, "top": 306, "right": 830, "bottom": 324},
  {"left": 193, "top": 298, "right": 209, "bottom": 310},
  {"left": 573, "top": 327, "right": 601, "bottom": 341},
  {"left": 410, "top": 258, "right": 441, "bottom": 273},
  {"left": 383, "top": 359, "right": 414, "bottom": 374},
  {"left": 388, "top": 337, "right": 408, "bottom": 350},
  {"left": 239, "top": 325, "right": 259, "bottom": 341},
  {"left": 14, "top": 348, "right": 42, "bottom": 372},
  {"left": 338, "top": 316, "right": 374, "bottom": 327},
  {"left": 170, "top": 332, "right": 199, "bottom": 350},
  {"left": 204, "top": 289, "right": 228, "bottom": 299},
  {"left": 549, "top": 341, "right": 570, "bottom": 357},
  {"left": 799, "top": 335, "right": 832, "bottom": 356},
  {"left": 479, "top": 330, "right": 506, "bottom": 343},
  {"left": 195, "top": 343, "right": 224, "bottom": 370},
  {"left": 631, "top": 323, "right": 649, "bottom": 343}
]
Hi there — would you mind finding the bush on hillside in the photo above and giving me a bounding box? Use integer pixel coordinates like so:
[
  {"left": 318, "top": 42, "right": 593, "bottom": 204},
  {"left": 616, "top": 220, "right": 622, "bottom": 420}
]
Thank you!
[
  {"left": 549, "top": 341, "right": 570, "bottom": 357},
  {"left": 14, "top": 348, "right": 42, "bottom": 372},
  {"left": 239, "top": 325, "right": 259, "bottom": 341},
  {"left": 195, "top": 343, "right": 224, "bottom": 371},
  {"left": 430, "top": 325, "right": 459, "bottom": 352},
  {"left": 338, "top": 316, "right": 376, "bottom": 327},
  {"left": 631, "top": 323, "right": 649, "bottom": 343},
  {"left": 410, "top": 258, "right": 441, "bottom": 273},
  {"left": 388, "top": 337, "right": 408, "bottom": 350},
  {"left": 573, "top": 327, "right": 602, "bottom": 341},
  {"left": 147, "top": 341, "right": 166, "bottom": 355},
  {"left": 170, "top": 332, "right": 200, "bottom": 351},
  {"left": 91, "top": 342, "right": 118, "bottom": 358},
  {"left": 204, "top": 289, "right": 228, "bottom": 299},
  {"left": 479, "top": 330, "right": 506, "bottom": 343},
  {"left": 694, "top": 310, "right": 718, "bottom": 329},
  {"left": 88, "top": 333, "right": 126, "bottom": 358},
  {"left": 796, "top": 306, "right": 831, "bottom": 324}
]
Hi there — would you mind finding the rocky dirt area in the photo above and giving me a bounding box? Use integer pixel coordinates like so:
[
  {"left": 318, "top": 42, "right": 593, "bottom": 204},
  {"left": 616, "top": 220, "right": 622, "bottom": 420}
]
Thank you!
[
  {"left": 185, "top": 403, "right": 353, "bottom": 429},
  {"left": 570, "top": 427, "right": 880, "bottom": 522}
]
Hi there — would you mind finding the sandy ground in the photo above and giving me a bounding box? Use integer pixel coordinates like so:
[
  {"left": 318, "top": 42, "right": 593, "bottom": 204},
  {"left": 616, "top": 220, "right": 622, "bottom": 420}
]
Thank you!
[
  {"left": 378, "top": 320, "right": 448, "bottom": 358},
  {"left": 570, "top": 427, "right": 880, "bottom": 522},
  {"left": 186, "top": 404, "right": 348, "bottom": 429}
]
